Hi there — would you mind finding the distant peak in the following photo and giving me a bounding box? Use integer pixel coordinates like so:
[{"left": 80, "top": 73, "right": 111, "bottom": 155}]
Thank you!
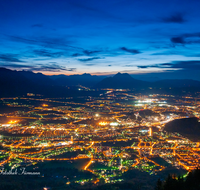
[
  {"left": 82, "top": 73, "right": 91, "bottom": 76},
  {"left": 116, "top": 72, "right": 122, "bottom": 75},
  {"left": 114, "top": 72, "right": 132, "bottom": 78}
]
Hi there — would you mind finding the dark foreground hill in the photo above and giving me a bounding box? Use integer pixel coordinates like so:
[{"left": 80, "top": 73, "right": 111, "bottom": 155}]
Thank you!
[
  {"left": 155, "top": 168, "right": 200, "bottom": 190},
  {"left": 164, "top": 117, "right": 200, "bottom": 141}
]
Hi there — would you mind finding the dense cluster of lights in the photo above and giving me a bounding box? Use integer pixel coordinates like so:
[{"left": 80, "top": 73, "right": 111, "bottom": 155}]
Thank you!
[{"left": 0, "top": 91, "right": 200, "bottom": 186}]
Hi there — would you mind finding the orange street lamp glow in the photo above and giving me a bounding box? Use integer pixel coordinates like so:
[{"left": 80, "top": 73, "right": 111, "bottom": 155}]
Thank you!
[
  {"left": 8, "top": 120, "right": 18, "bottom": 124},
  {"left": 99, "top": 122, "right": 108, "bottom": 126}
]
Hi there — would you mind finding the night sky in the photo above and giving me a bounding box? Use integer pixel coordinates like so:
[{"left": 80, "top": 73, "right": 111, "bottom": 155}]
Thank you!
[{"left": 1, "top": 0, "right": 200, "bottom": 80}]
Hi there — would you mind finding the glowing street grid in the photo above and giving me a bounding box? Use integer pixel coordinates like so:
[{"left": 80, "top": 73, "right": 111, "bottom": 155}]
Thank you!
[{"left": 0, "top": 90, "right": 200, "bottom": 185}]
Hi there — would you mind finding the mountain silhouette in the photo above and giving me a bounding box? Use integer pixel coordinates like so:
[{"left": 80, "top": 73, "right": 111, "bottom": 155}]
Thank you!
[
  {"left": 95, "top": 72, "right": 148, "bottom": 89},
  {"left": 96, "top": 73, "right": 200, "bottom": 89},
  {"left": 0, "top": 68, "right": 35, "bottom": 96},
  {"left": 1, "top": 67, "right": 200, "bottom": 97},
  {"left": 50, "top": 73, "right": 105, "bottom": 87},
  {"left": 18, "top": 70, "right": 53, "bottom": 85}
]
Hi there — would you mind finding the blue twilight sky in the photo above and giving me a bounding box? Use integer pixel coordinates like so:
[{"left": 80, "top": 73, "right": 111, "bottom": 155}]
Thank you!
[{"left": 1, "top": 0, "right": 200, "bottom": 80}]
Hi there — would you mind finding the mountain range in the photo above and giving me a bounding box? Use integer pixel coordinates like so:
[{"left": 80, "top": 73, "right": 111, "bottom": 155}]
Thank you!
[
  {"left": 1, "top": 67, "right": 200, "bottom": 97},
  {"left": 95, "top": 72, "right": 200, "bottom": 89},
  {"left": 50, "top": 73, "right": 105, "bottom": 87}
]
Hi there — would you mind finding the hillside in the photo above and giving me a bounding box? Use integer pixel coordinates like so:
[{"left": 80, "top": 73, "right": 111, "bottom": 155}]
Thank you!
[{"left": 164, "top": 117, "right": 200, "bottom": 141}]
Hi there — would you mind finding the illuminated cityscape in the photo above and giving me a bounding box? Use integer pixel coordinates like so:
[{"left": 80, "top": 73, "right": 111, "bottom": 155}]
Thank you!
[
  {"left": 0, "top": 90, "right": 200, "bottom": 189},
  {"left": 1, "top": 0, "right": 200, "bottom": 189}
]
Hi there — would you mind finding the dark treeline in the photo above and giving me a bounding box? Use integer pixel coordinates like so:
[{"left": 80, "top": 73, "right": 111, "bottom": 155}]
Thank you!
[{"left": 155, "top": 168, "right": 200, "bottom": 190}]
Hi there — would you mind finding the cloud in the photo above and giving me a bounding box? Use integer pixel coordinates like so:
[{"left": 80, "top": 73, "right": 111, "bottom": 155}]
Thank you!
[
  {"left": 0, "top": 62, "right": 75, "bottom": 72},
  {"left": 78, "top": 57, "right": 101, "bottom": 62},
  {"left": 72, "top": 53, "right": 83, "bottom": 57},
  {"left": 123, "top": 65, "right": 134, "bottom": 67},
  {"left": 137, "top": 65, "right": 159, "bottom": 69},
  {"left": 31, "top": 24, "right": 43, "bottom": 28},
  {"left": 83, "top": 50, "right": 101, "bottom": 56},
  {"left": 137, "top": 60, "right": 200, "bottom": 70},
  {"left": 32, "top": 65, "right": 76, "bottom": 72},
  {"left": 161, "top": 63, "right": 173, "bottom": 66},
  {"left": 36, "top": 64, "right": 68, "bottom": 71},
  {"left": 0, "top": 54, "right": 24, "bottom": 63},
  {"left": 33, "top": 49, "right": 64, "bottom": 58},
  {"left": 7, "top": 35, "right": 82, "bottom": 51},
  {"left": 0, "top": 63, "right": 32, "bottom": 68},
  {"left": 170, "top": 33, "right": 200, "bottom": 44},
  {"left": 68, "top": 1, "right": 122, "bottom": 23},
  {"left": 66, "top": 68, "right": 76, "bottom": 71},
  {"left": 151, "top": 51, "right": 180, "bottom": 56},
  {"left": 85, "top": 63, "right": 96, "bottom": 66},
  {"left": 171, "top": 37, "right": 185, "bottom": 44},
  {"left": 168, "top": 60, "right": 200, "bottom": 70},
  {"left": 137, "top": 65, "right": 148, "bottom": 69},
  {"left": 162, "top": 13, "right": 186, "bottom": 23},
  {"left": 120, "top": 47, "right": 141, "bottom": 54}
]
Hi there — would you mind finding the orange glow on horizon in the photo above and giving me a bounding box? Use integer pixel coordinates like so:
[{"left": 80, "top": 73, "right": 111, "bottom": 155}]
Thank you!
[{"left": 33, "top": 69, "right": 168, "bottom": 76}]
